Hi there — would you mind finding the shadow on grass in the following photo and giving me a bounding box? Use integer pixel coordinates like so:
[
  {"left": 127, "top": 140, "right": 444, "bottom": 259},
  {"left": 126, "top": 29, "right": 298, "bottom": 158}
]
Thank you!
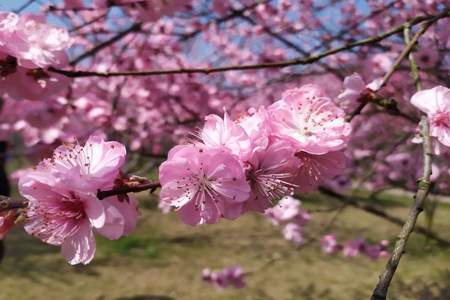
[
  {"left": 395, "top": 270, "right": 450, "bottom": 300},
  {"left": 1, "top": 229, "right": 102, "bottom": 283}
]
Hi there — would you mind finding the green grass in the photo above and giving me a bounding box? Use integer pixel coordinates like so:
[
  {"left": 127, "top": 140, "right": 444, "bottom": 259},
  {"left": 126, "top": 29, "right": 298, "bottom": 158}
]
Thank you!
[{"left": 0, "top": 192, "right": 449, "bottom": 300}]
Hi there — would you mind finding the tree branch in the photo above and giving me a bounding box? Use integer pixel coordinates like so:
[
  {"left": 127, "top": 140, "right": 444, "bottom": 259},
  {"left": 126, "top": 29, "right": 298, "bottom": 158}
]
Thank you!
[
  {"left": 49, "top": 10, "right": 450, "bottom": 78},
  {"left": 403, "top": 24, "right": 422, "bottom": 91},
  {"left": 69, "top": 22, "right": 142, "bottom": 66},
  {"left": 371, "top": 115, "right": 433, "bottom": 300},
  {"left": 346, "top": 11, "right": 445, "bottom": 120},
  {"left": 97, "top": 180, "right": 161, "bottom": 200},
  {"left": 0, "top": 179, "right": 162, "bottom": 212}
]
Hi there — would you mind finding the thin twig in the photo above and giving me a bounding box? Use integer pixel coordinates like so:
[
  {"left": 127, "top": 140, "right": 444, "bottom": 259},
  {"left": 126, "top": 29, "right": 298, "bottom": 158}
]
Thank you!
[
  {"left": 403, "top": 24, "right": 422, "bottom": 91},
  {"left": 346, "top": 11, "right": 446, "bottom": 121},
  {"left": 371, "top": 116, "right": 433, "bottom": 299},
  {"left": 97, "top": 180, "right": 161, "bottom": 200},
  {"left": 13, "top": 0, "right": 36, "bottom": 13},
  {"left": 69, "top": 23, "right": 142, "bottom": 66}
]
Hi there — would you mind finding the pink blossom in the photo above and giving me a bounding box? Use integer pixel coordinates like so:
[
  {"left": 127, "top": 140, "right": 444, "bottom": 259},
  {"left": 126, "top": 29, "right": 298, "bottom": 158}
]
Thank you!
[
  {"left": 294, "top": 151, "right": 347, "bottom": 192},
  {"left": 292, "top": 208, "right": 311, "bottom": 226},
  {"left": 244, "top": 139, "right": 298, "bottom": 213},
  {"left": 236, "top": 107, "right": 271, "bottom": 149},
  {"left": 282, "top": 223, "right": 304, "bottom": 246},
  {"left": 337, "top": 73, "right": 382, "bottom": 112},
  {"left": 415, "top": 40, "right": 439, "bottom": 69},
  {"left": 202, "top": 266, "right": 246, "bottom": 289},
  {"left": 320, "top": 234, "right": 341, "bottom": 254},
  {"left": 201, "top": 111, "right": 252, "bottom": 160},
  {"left": 268, "top": 85, "right": 352, "bottom": 155},
  {"left": 159, "top": 144, "right": 250, "bottom": 225},
  {"left": 64, "top": 0, "right": 84, "bottom": 9},
  {"left": 0, "top": 67, "right": 70, "bottom": 101},
  {"left": 410, "top": 86, "right": 450, "bottom": 148},
  {"left": 365, "top": 240, "right": 389, "bottom": 260},
  {"left": 342, "top": 238, "right": 367, "bottom": 258},
  {"left": 104, "top": 0, "right": 192, "bottom": 22},
  {"left": 264, "top": 196, "right": 301, "bottom": 226},
  {"left": 40, "top": 135, "right": 127, "bottom": 190},
  {"left": 18, "top": 135, "right": 139, "bottom": 265},
  {"left": 338, "top": 73, "right": 366, "bottom": 104},
  {"left": 0, "top": 12, "right": 71, "bottom": 69},
  {"left": 0, "top": 12, "right": 71, "bottom": 100}
]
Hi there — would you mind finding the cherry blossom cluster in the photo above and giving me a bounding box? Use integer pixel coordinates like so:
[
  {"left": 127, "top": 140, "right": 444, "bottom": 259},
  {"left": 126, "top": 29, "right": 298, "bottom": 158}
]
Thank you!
[
  {"left": 265, "top": 196, "right": 311, "bottom": 247},
  {"left": 202, "top": 266, "right": 245, "bottom": 289},
  {"left": 0, "top": 2, "right": 448, "bottom": 199},
  {"left": 0, "top": 12, "right": 71, "bottom": 101},
  {"left": 17, "top": 135, "right": 139, "bottom": 265},
  {"left": 159, "top": 84, "right": 351, "bottom": 225},
  {"left": 321, "top": 234, "right": 389, "bottom": 260}
]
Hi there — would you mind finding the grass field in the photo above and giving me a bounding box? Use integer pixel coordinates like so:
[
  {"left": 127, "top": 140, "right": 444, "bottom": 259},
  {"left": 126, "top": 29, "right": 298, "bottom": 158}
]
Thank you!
[{"left": 0, "top": 192, "right": 449, "bottom": 300}]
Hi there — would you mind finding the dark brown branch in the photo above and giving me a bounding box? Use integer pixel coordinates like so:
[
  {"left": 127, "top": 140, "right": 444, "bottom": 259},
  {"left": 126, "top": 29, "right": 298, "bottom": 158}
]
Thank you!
[
  {"left": 0, "top": 196, "right": 28, "bottom": 210},
  {"left": 97, "top": 181, "right": 161, "bottom": 200},
  {"left": 49, "top": 10, "right": 450, "bottom": 78}
]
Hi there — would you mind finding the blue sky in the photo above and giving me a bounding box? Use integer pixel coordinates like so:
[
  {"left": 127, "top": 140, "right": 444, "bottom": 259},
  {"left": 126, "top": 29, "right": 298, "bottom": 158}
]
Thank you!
[{"left": 0, "top": 0, "right": 42, "bottom": 12}]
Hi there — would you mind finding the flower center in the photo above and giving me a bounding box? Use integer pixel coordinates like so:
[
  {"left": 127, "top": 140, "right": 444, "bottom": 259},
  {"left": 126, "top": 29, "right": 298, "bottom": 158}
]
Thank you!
[{"left": 433, "top": 112, "right": 450, "bottom": 128}]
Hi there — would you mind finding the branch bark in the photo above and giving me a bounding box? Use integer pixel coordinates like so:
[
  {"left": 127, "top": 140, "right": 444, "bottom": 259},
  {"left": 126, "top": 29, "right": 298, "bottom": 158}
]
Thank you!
[{"left": 97, "top": 180, "right": 161, "bottom": 200}]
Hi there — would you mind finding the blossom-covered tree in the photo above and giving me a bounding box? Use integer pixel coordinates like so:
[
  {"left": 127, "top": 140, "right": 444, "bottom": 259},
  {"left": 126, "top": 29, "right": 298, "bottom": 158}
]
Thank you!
[{"left": 0, "top": 1, "right": 449, "bottom": 299}]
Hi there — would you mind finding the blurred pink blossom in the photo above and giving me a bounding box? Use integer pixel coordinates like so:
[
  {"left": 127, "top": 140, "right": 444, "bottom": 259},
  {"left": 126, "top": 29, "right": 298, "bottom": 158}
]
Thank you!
[{"left": 202, "top": 265, "right": 246, "bottom": 289}]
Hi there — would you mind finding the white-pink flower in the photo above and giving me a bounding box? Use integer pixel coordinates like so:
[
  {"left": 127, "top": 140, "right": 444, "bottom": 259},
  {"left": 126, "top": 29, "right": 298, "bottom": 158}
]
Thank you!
[
  {"left": 410, "top": 86, "right": 450, "bottom": 148},
  {"left": 268, "top": 85, "right": 352, "bottom": 155},
  {"left": 18, "top": 135, "right": 139, "bottom": 265}
]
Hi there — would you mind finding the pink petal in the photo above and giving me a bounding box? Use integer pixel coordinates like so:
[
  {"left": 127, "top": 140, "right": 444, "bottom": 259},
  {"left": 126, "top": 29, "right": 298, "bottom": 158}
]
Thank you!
[{"left": 61, "top": 220, "right": 96, "bottom": 265}]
